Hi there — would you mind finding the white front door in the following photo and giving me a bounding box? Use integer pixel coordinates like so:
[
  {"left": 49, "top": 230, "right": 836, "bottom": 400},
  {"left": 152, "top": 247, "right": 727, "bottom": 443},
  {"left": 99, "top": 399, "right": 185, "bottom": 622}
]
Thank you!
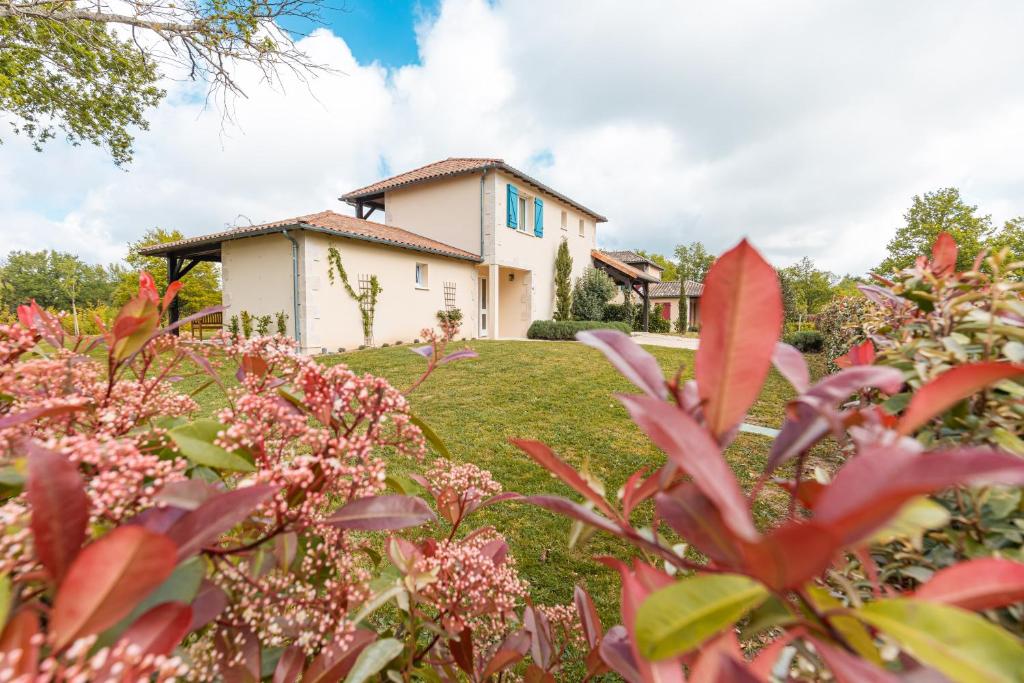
[{"left": 479, "top": 277, "right": 489, "bottom": 337}]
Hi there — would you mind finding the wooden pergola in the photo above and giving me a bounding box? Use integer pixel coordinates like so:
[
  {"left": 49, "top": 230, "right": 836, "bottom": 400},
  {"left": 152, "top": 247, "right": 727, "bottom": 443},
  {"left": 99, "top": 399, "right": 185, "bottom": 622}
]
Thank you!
[
  {"left": 591, "top": 250, "right": 659, "bottom": 332},
  {"left": 139, "top": 240, "right": 224, "bottom": 332}
]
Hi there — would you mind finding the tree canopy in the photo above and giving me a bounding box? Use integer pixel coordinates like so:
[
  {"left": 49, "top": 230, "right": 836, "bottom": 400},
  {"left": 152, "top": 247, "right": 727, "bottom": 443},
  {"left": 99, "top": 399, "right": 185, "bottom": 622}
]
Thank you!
[
  {"left": 633, "top": 250, "right": 678, "bottom": 281},
  {"left": 0, "top": 0, "right": 329, "bottom": 164},
  {"left": 0, "top": 250, "right": 112, "bottom": 312},
  {"left": 674, "top": 241, "right": 715, "bottom": 284},
  {"left": 112, "top": 228, "right": 221, "bottom": 313},
  {"left": 877, "top": 187, "right": 993, "bottom": 273}
]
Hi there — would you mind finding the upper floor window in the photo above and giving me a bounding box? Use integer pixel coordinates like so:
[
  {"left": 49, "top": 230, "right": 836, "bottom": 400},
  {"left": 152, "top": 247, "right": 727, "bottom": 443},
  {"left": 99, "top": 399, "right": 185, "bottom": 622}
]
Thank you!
[
  {"left": 561, "top": 210, "right": 568, "bottom": 231},
  {"left": 578, "top": 218, "right": 585, "bottom": 237},
  {"left": 517, "top": 194, "right": 532, "bottom": 233},
  {"left": 415, "top": 262, "right": 428, "bottom": 288}
]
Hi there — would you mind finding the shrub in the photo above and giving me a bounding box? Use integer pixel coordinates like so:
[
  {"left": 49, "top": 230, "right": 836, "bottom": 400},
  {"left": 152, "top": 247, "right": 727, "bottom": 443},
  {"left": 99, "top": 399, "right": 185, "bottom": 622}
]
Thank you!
[
  {"left": 782, "top": 329, "right": 824, "bottom": 352},
  {"left": 515, "top": 238, "right": 1024, "bottom": 681},
  {"left": 601, "top": 302, "right": 632, "bottom": 322},
  {"left": 436, "top": 308, "right": 463, "bottom": 340},
  {"left": 633, "top": 303, "right": 670, "bottom": 333},
  {"left": 275, "top": 310, "right": 288, "bottom": 336},
  {"left": 255, "top": 313, "right": 273, "bottom": 336},
  {"left": 228, "top": 314, "right": 240, "bottom": 338},
  {"left": 239, "top": 309, "right": 253, "bottom": 338},
  {"left": 553, "top": 238, "right": 573, "bottom": 321},
  {"left": 817, "top": 294, "right": 871, "bottom": 370},
  {"left": 527, "top": 319, "right": 631, "bottom": 340},
  {"left": 0, "top": 276, "right": 597, "bottom": 680},
  {"left": 571, "top": 267, "right": 617, "bottom": 321}
]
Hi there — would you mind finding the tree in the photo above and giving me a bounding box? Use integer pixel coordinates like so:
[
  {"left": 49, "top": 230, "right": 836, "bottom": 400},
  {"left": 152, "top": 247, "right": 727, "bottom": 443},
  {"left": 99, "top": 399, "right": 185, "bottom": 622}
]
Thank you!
[
  {"left": 570, "top": 267, "right": 616, "bottom": 321},
  {"left": 780, "top": 256, "right": 837, "bottom": 317},
  {"left": 878, "top": 188, "right": 993, "bottom": 273},
  {"left": 112, "top": 228, "right": 221, "bottom": 314},
  {"left": 674, "top": 241, "right": 715, "bottom": 284},
  {"left": 553, "top": 239, "right": 573, "bottom": 321},
  {"left": 988, "top": 216, "right": 1024, "bottom": 265},
  {"left": 634, "top": 249, "right": 678, "bottom": 281},
  {"left": 1, "top": 0, "right": 330, "bottom": 165},
  {"left": 674, "top": 241, "right": 714, "bottom": 333},
  {"left": 0, "top": 250, "right": 111, "bottom": 312}
]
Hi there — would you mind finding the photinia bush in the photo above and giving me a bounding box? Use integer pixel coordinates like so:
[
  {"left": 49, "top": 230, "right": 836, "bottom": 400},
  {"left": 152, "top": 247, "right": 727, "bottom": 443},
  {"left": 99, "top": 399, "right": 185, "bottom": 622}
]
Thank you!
[
  {"left": 515, "top": 238, "right": 1024, "bottom": 681},
  {"left": 0, "top": 275, "right": 590, "bottom": 681}
]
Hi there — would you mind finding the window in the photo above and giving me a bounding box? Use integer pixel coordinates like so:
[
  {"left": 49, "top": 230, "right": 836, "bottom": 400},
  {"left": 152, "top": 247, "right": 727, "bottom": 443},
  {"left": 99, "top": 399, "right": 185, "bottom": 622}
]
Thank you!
[
  {"left": 415, "top": 262, "right": 428, "bottom": 288},
  {"left": 517, "top": 195, "right": 531, "bottom": 233},
  {"left": 561, "top": 210, "right": 567, "bottom": 230},
  {"left": 578, "top": 218, "right": 585, "bottom": 237}
]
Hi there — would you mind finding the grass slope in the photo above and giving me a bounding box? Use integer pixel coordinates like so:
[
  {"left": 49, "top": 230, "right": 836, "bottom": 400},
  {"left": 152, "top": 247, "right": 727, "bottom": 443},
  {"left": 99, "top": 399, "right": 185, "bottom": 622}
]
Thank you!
[{"left": 188, "top": 339, "right": 829, "bottom": 622}]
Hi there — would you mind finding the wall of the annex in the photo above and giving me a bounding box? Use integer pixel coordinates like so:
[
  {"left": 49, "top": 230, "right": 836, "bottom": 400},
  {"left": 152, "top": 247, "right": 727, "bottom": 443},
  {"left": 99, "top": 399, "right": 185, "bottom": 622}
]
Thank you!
[
  {"left": 488, "top": 170, "right": 597, "bottom": 324},
  {"left": 222, "top": 233, "right": 297, "bottom": 338},
  {"left": 384, "top": 173, "right": 483, "bottom": 257},
  {"left": 298, "top": 232, "right": 479, "bottom": 352}
]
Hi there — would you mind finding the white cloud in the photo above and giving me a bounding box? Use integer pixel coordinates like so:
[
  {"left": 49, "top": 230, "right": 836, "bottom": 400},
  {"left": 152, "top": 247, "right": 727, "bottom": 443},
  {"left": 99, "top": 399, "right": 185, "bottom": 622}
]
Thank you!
[{"left": 2, "top": 0, "right": 1023, "bottom": 274}]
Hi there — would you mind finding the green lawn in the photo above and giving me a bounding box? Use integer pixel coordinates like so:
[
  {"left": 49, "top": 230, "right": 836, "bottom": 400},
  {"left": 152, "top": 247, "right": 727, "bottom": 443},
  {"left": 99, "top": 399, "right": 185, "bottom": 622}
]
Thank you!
[{"left": 185, "top": 339, "right": 830, "bottom": 623}]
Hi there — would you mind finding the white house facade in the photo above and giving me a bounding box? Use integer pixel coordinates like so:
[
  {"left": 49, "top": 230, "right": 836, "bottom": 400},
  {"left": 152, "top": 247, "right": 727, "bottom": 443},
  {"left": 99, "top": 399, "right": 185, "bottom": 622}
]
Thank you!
[{"left": 141, "top": 158, "right": 616, "bottom": 352}]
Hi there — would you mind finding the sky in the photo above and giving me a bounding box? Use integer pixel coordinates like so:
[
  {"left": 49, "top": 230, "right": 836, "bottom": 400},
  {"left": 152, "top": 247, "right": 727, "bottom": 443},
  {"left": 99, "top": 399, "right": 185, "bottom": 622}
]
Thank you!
[{"left": 2, "top": 0, "right": 1024, "bottom": 276}]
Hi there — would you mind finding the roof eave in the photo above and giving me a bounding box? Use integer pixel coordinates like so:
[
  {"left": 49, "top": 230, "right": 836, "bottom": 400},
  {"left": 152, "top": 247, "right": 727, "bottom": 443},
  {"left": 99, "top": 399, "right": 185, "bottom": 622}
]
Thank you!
[{"left": 140, "top": 223, "right": 483, "bottom": 263}]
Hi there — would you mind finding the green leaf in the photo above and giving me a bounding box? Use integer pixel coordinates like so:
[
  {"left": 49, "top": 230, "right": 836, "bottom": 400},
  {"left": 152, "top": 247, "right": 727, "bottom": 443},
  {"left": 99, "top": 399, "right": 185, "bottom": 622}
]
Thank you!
[
  {"left": 0, "top": 574, "right": 11, "bottom": 628},
  {"left": 870, "top": 496, "right": 951, "bottom": 548},
  {"left": 804, "top": 585, "right": 883, "bottom": 665},
  {"left": 344, "top": 638, "right": 403, "bottom": 683},
  {"left": 169, "top": 419, "right": 254, "bottom": 472},
  {"left": 635, "top": 573, "right": 768, "bottom": 660},
  {"left": 409, "top": 413, "right": 451, "bottom": 459},
  {"left": 855, "top": 599, "right": 1024, "bottom": 682}
]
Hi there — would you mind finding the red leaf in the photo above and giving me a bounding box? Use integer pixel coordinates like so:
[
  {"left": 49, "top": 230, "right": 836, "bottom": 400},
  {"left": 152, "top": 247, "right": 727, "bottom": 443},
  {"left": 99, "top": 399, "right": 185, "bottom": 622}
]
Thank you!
[
  {"left": 618, "top": 395, "right": 756, "bottom": 541},
  {"left": 577, "top": 329, "right": 668, "bottom": 399},
  {"left": 119, "top": 602, "right": 192, "bottom": 657},
  {"left": 25, "top": 441, "right": 88, "bottom": 583},
  {"left": 0, "top": 403, "right": 83, "bottom": 430},
  {"left": 273, "top": 645, "right": 306, "bottom": 683},
  {"left": 740, "top": 520, "right": 840, "bottom": 591},
  {"left": 190, "top": 580, "right": 229, "bottom": 631},
  {"left": 815, "top": 447, "right": 1024, "bottom": 545},
  {"left": 898, "top": 362, "right": 1024, "bottom": 435},
  {"left": 655, "top": 484, "right": 746, "bottom": 570},
  {"left": 512, "top": 439, "right": 617, "bottom": 518},
  {"left": 914, "top": 558, "right": 1024, "bottom": 610},
  {"left": 808, "top": 636, "right": 899, "bottom": 683},
  {"left": 166, "top": 484, "right": 280, "bottom": 559},
  {"left": 522, "top": 495, "right": 620, "bottom": 536},
  {"left": 304, "top": 629, "right": 376, "bottom": 683},
  {"left": 931, "top": 231, "right": 958, "bottom": 275},
  {"left": 772, "top": 342, "right": 810, "bottom": 393},
  {"left": 481, "top": 639, "right": 528, "bottom": 680},
  {"left": 0, "top": 609, "right": 40, "bottom": 679},
  {"left": 574, "top": 585, "right": 603, "bottom": 649},
  {"left": 696, "top": 239, "right": 783, "bottom": 438},
  {"left": 325, "top": 494, "right": 435, "bottom": 531},
  {"left": 51, "top": 526, "right": 177, "bottom": 650},
  {"left": 599, "top": 626, "right": 643, "bottom": 683},
  {"left": 835, "top": 340, "right": 876, "bottom": 369},
  {"left": 449, "top": 627, "right": 475, "bottom": 676},
  {"left": 162, "top": 280, "right": 183, "bottom": 312}
]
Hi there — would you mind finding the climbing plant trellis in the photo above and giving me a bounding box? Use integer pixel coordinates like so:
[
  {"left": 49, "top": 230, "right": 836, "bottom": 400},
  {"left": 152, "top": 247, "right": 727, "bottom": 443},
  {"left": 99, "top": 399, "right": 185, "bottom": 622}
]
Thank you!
[{"left": 326, "top": 245, "right": 381, "bottom": 347}]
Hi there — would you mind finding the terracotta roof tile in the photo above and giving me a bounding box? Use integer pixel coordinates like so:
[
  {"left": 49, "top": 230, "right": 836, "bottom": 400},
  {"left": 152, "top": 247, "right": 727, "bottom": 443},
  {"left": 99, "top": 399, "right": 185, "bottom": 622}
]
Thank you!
[
  {"left": 603, "top": 250, "right": 664, "bottom": 270},
  {"left": 592, "top": 250, "right": 659, "bottom": 283},
  {"left": 649, "top": 280, "right": 704, "bottom": 298},
  {"left": 138, "top": 210, "right": 481, "bottom": 261},
  {"left": 341, "top": 157, "right": 607, "bottom": 222}
]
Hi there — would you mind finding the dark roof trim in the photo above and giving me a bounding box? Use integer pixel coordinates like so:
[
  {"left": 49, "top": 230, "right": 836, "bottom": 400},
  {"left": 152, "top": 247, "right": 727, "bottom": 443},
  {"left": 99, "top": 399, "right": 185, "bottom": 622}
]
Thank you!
[
  {"left": 341, "top": 161, "right": 608, "bottom": 223},
  {"left": 140, "top": 223, "right": 484, "bottom": 263}
]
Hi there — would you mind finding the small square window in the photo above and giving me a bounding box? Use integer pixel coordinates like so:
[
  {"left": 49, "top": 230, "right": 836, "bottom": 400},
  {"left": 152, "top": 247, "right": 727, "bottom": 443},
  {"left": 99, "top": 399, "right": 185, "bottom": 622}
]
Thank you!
[
  {"left": 561, "top": 210, "right": 568, "bottom": 230},
  {"left": 578, "top": 218, "right": 585, "bottom": 237},
  {"left": 415, "top": 262, "right": 428, "bottom": 288}
]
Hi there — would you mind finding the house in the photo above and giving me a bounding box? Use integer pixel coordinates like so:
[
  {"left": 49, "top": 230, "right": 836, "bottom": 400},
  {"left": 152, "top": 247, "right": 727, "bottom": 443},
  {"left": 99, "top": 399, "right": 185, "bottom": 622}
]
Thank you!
[
  {"left": 140, "top": 158, "right": 656, "bottom": 352},
  {"left": 598, "top": 250, "right": 703, "bottom": 330}
]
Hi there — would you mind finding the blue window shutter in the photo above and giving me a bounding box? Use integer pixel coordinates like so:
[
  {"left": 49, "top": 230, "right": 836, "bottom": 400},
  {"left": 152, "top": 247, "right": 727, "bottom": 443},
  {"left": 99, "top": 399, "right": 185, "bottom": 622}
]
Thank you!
[
  {"left": 534, "top": 198, "right": 544, "bottom": 237},
  {"left": 506, "top": 184, "right": 518, "bottom": 229}
]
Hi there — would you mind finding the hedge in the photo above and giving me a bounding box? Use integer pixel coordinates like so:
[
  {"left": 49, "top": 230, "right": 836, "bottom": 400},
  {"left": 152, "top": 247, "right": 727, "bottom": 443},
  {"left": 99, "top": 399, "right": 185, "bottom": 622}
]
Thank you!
[
  {"left": 783, "top": 330, "right": 824, "bottom": 353},
  {"left": 526, "top": 320, "right": 633, "bottom": 340}
]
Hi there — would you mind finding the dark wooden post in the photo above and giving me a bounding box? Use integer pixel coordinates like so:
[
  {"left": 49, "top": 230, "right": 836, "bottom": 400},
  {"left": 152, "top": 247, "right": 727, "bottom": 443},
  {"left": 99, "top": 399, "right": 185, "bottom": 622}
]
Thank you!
[
  {"left": 167, "top": 255, "right": 181, "bottom": 335},
  {"left": 642, "top": 281, "right": 650, "bottom": 332},
  {"left": 355, "top": 201, "right": 365, "bottom": 219}
]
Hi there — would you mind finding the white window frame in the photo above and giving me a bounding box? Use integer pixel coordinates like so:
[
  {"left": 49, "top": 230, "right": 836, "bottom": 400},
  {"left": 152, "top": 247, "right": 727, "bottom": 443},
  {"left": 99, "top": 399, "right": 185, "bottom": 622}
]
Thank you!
[
  {"left": 517, "top": 194, "right": 532, "bottom": 234},
  {"left": 561, "top": 210, "right": 568, "bottom": 231},
  {"left": 415, "top": 262, "right": 428, "bottom": 289},
  {"left": 578, "top": 218, "right": 585, "bottom": 237}
]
